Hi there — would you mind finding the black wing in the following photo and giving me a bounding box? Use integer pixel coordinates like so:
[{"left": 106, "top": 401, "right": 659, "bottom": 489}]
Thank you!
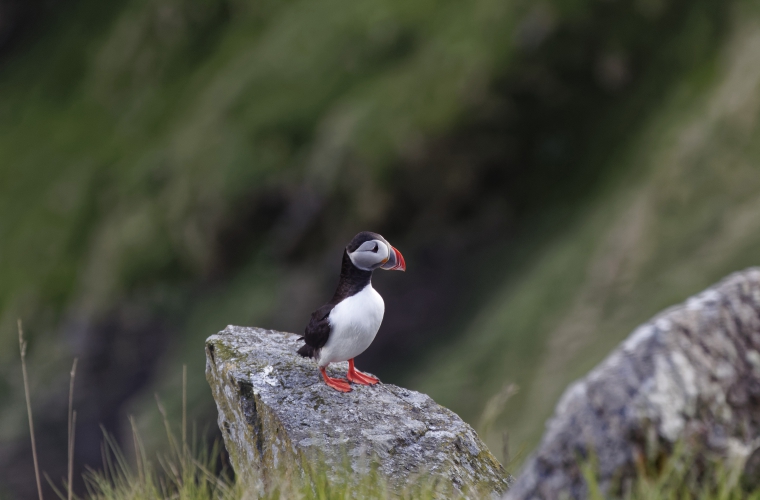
[{"left": 296, "top": 304, "right": 334, "bottom": 358}]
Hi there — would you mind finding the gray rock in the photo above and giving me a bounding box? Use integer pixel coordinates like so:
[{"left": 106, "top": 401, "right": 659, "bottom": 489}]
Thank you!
[
  {"left": 506, "top": 268, "right": 760, "bottom": 499},
  {"left": 206, "top": 326, "right": 510, "bottom": 495}
]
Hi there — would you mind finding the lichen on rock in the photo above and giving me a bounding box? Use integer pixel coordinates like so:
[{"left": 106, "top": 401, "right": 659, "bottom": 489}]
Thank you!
[
  {"left": 205, "top": 326, "right": 510, "bottom": 495},
  {"left": 505, "top": 268, "right": 760, "bottom": 500}
]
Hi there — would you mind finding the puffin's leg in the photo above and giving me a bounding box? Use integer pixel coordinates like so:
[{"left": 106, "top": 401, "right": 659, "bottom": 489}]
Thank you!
[
  {"left": 320, "top": 366, "right": 351, "bottom": 392},
  {"left": 346, "top": 359, "right": 379, "bottom": 385}
]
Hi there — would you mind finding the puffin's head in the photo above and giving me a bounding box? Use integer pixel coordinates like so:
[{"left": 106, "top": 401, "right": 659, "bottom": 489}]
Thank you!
[{"left": 346, "top": 231, "right": 406, "bottom": 272}]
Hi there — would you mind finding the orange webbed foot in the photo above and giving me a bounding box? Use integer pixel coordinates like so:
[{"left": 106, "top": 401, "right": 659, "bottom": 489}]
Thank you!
[
  {"left": 320, "top": 367, "right": 352, "bottom": 392},
  {"left": 347, "top": 359, "right": 380, "bottom": 385}
]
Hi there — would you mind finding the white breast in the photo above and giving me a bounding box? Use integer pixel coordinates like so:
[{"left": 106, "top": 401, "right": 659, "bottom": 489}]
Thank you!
[{"left": 317, "top": 285, "right": 385, "bottom": 367}]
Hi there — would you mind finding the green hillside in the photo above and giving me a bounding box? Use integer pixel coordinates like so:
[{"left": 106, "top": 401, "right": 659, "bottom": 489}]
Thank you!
[
  {"left": 415, "top": 1, "right": 760, "bottom": 458},
  {"left": 0, "top": 0, "right": 756, "bottom": 494}
]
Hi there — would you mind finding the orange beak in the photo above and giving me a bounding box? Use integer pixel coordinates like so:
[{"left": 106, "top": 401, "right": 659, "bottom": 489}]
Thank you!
[{"left": 381, "top": 245, "right": 406, "bottom": 271}]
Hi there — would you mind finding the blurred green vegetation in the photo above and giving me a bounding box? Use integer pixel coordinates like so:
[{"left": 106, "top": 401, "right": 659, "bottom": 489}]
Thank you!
[
  {"left": 1, "top": 0, "right": 760, "bottom": 495},
  {"left": 414, "top": 0, "right": 760, "bottom": 459}
]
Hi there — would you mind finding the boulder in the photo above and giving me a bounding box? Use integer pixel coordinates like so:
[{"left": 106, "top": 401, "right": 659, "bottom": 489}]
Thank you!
[
  {"left": 205, "top": 326, "right": 510, "bottom": 495},
  {"left": 505, "top": 268, "right": 760, "bottom": 499}
]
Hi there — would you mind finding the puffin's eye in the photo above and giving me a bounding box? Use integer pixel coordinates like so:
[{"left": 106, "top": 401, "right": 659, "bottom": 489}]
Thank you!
[{"left": 371, "top": 243, "right": 378, "bottom": 253}]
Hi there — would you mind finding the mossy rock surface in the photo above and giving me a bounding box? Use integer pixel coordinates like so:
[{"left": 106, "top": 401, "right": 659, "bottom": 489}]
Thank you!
[{"left": 206, "top": 326, "right": 511, "bottom": 495}]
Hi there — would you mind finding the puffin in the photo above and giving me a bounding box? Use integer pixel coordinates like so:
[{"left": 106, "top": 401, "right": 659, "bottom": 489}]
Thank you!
[{"left": 297, "top": 231, "right": 406, "bottom": 392}]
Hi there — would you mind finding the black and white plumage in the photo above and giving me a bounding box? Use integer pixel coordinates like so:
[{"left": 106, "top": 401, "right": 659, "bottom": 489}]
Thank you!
[{"left": 297, "top": 231, "right": 406, "bottom": 392}]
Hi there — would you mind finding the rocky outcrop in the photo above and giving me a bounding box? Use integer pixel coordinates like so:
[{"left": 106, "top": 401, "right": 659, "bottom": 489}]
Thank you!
[
  {"left": 506, "top": 268, "right": 760, "bottom": 499},
  {"left": 205, "top": 326, "right": 510, "bottom": 495}
]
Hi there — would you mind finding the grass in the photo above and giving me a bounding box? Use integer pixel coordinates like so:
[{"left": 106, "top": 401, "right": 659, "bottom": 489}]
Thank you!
[
  {"left": 18, "top": 319, "right": 44, "bottom": 500},
  {"left": 76, "top": 414, "right": 471, "bottom": 500},
  {"left": 81, "top": 428, "right": 236, "bottom": 500},
  {"left": 582, "top": 444, "right": 760, "bottom": 500},
  {"left": 74, "top": 424, "right": 760, "bottom": 500}
]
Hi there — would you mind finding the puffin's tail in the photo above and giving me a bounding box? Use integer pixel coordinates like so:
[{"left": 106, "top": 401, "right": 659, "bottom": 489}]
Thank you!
[{"left": 297, "top": 341, "right": 315, "bottom": 358}]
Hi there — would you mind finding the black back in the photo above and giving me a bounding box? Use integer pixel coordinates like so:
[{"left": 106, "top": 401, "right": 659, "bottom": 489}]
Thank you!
[{"left": 297, "top": 243, "right": 375, "bottom": 358}]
